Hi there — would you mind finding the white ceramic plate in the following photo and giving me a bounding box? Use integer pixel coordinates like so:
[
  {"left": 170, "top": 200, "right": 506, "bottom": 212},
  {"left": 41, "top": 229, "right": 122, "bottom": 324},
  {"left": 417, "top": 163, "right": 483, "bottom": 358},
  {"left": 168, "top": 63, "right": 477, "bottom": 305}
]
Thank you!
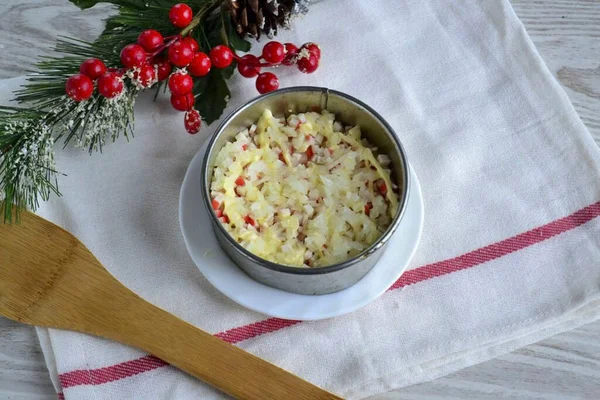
[{"left": 179, "top": 140, "right": 424, "bottom": 320}]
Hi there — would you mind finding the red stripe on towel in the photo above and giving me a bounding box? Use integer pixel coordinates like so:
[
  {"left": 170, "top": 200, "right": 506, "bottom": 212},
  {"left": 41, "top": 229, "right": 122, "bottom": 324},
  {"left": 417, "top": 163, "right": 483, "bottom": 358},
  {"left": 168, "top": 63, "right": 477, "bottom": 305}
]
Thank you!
[{"left": 60, "top": 355, "right": 168, "bottom": 389}]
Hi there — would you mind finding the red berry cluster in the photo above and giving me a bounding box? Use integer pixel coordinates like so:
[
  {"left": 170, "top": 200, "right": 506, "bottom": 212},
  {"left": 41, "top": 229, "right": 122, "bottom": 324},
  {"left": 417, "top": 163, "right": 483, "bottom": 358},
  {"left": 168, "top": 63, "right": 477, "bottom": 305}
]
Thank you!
[
  {"left": 65, "top": 58, "right": 120, "bottom": 101},
  {"left": 64, "top": 3, "right": 320, "bottom": 135},
  {"left": 236, "top": 41, "right": 321, "bottom": 94}
]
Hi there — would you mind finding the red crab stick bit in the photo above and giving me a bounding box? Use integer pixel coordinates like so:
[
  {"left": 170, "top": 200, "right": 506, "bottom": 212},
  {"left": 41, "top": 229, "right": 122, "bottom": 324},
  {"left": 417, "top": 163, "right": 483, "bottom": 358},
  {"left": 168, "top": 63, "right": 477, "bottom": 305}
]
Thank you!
[
  {"left": 235, "top": 176, "right": 245, "bottom": 186},
  {"left": 306, "top": 146, "right": 314, "bottom": 160},
  {"left": 375, "top": 179, "right": 388, "bottom": 196},
  {"left": 244, "top": 215, "right": 256, "bottom": 226},
  {"left": 211, "top": 199, "right": 223, "bottom": 217},
  {"left": 242, "top": 144, "right": 248, "bottom": 150},
  {"left": 379, "top": 182, "right": 388, "bottom": 196},
  {"left": 364, "top": 202, "right": 373, "bottom": 216},
  {"left": 219, "top": 215, "right": 230, "bottom": 224}
]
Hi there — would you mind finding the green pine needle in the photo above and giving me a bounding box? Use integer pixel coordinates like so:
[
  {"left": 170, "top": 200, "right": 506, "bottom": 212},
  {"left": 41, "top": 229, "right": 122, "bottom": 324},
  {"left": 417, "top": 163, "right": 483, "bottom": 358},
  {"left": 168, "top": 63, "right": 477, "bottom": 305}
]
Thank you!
[{"left": 0, "top": 0, "right": 255, "bottom": 222}]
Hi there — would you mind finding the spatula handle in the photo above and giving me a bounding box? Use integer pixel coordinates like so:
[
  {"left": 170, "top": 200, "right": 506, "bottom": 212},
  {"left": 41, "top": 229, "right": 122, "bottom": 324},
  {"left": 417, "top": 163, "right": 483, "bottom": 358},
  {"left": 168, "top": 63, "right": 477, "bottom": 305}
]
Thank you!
[
  {"left": 0, "top": 211, "right": 342, "bottom": 399},
  {"left": 91, "top": 286, "right": 342, "bottom": 400}
]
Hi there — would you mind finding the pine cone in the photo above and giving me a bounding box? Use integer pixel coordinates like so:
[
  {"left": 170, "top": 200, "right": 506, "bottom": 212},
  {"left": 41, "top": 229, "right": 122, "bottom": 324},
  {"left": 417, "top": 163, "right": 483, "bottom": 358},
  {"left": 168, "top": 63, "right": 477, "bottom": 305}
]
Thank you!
[{"left": 227, "top": 0, "right": 298, "bottom": 39}]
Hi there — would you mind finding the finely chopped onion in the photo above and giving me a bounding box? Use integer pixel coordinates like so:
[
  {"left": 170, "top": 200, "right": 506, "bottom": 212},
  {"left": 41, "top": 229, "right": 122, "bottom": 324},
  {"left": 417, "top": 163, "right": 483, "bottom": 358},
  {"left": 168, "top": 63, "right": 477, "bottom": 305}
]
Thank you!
[{"left": 210, "top": 109, "right": 399, "bottom": 267}]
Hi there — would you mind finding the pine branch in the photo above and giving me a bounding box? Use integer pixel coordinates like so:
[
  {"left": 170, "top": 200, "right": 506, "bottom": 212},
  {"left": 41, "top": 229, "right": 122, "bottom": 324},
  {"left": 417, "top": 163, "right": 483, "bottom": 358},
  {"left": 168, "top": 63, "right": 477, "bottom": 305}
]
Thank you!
[
  {"left": 1, "top": 0, "right": 307, "bottom": 222},
  {"left": 0, "top": 112, "right": 60, "bottom": 223}
]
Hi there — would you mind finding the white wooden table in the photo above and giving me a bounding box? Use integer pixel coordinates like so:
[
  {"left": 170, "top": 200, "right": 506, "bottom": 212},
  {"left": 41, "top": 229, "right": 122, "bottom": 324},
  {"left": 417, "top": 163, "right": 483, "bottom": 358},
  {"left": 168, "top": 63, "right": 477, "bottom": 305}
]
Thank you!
[{"left": 1, "top": 0, "right": 599, "bottom": 399}]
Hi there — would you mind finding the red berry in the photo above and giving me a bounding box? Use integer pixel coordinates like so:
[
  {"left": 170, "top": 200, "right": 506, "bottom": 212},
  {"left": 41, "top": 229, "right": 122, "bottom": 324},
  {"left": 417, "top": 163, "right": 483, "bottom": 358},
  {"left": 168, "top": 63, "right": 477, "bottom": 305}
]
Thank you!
[
  {"left": 182, "top": 37, "right": 199, "bottom": 53},
  {"left": 168, "top": 71, "right": 193, "bottom": 96},
  {"left": 184, "top": 109, "right": 201, "bottom": 134},
  {"left": 137, "top": 29, "right": 164, "bottom": 52},
  {"left": 237, "top": 54, "right": 260, "bottom": 78},
  {"left": 97, "top": 72, "right": 124, "bottom": 98},
  {"left": 120, "top": 44, "right": 146, "bottom": 69},
  {"left": 255, "top": 72, "right": 279, "bottom": 94},
  {"left": 302, "top": 42, "right": 321, "bottom": 59},
  {"left": 168, "top": 40, "right": 194, "bottom": 67},
  {"left": 169, "top": 3, "right": 193, "bottom": 28},
  {"left": 79, "top": 58, "right": 106, "bottom": 80},
  {"left": 170, "top": 92, "right": 195, "bottom": 111},
  {"left": 262, "top": 41, "right": 285, "bottom": 64},
  {"left": 65, "top": 74, "right": 94, "bottom": 101},
  {"left": 133, "top": 63, "right": 157, "bottom": 87},
  {"left": 209, "top": 45, "right": 234, "bottom": 69},
  {"left": 285, "top": 42, "right": 299, "bottom": 55},
  {"left": 282, "top": 43, "right": 299, "bottom": 66},
  {"left": 153, "top": 57, "right": 172, "bottom": 81},
  {"left": 188, "top": 52, "right": 211, "bottom": 77},
  {"left": 282, "top": 56, "right": 295, "bottom": 66},
  {"left": 297, "top": 54, "right": 319, "bottom": 74}
]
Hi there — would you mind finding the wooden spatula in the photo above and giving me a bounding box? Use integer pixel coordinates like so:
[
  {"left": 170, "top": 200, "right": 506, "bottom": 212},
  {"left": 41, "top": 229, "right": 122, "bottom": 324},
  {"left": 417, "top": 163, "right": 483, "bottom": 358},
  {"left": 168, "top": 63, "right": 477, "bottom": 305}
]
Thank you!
[{"left": 0, "top": 211, "right": 342, "bottom": 400}]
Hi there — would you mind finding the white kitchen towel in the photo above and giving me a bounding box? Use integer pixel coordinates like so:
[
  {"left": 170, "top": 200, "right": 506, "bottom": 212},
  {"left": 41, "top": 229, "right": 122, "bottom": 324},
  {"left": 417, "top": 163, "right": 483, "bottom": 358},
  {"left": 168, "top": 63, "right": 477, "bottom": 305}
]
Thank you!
[{"left": 2, "top": 0, "right": 600, "bottom": 398}]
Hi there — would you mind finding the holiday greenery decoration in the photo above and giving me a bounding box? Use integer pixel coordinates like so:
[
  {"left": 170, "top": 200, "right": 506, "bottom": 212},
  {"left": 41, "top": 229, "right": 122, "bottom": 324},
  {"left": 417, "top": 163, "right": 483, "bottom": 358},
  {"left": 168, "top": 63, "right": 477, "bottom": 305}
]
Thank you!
[{"left": 0, "top": 0, "right": 320, "bottom": 222}]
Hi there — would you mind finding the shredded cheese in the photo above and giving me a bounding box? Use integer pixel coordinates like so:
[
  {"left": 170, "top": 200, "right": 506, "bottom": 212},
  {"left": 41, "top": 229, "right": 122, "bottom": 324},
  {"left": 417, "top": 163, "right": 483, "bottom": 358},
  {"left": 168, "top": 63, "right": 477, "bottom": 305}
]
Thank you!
[{"left": 210, "top": 110, "right": 399, "bottom": 267}]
